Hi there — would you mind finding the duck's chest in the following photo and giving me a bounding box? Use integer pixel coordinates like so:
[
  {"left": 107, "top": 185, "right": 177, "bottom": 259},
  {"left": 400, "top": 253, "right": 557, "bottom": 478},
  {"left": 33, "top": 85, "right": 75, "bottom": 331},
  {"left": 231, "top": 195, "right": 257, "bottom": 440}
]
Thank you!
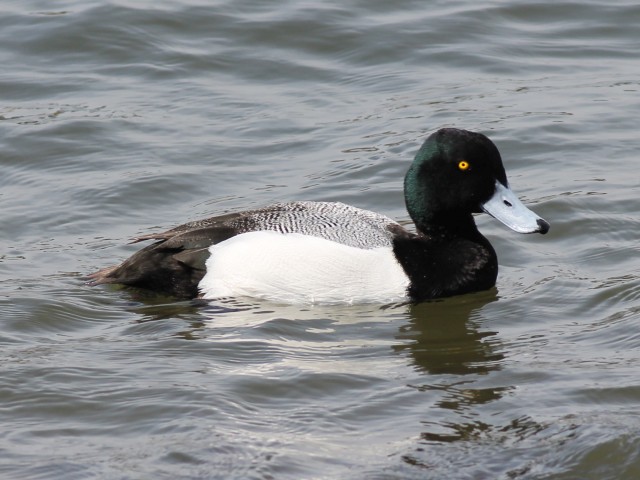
[{"left": 391, "top": 234, "right": 498, "bottom": 300}]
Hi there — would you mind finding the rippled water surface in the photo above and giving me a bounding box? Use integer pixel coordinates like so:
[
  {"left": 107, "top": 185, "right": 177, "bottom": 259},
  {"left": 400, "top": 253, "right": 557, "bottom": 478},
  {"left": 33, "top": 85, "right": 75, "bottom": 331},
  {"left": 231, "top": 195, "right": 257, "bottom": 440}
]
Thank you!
[{"left": 2, "top": 1, "right": 640, "bottom": 478}]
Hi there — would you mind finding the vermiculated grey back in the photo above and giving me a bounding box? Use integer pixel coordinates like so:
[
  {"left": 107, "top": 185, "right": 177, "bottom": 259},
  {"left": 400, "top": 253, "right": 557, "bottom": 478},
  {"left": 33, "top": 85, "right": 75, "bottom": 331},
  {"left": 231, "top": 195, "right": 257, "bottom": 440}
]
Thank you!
[{"left": 226, "top": 201, "right": 399, "bottom": 249}]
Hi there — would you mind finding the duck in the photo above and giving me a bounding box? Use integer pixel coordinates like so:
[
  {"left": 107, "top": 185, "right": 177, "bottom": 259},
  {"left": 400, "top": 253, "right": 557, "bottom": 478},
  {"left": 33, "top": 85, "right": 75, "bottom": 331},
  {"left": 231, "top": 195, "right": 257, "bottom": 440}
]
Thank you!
[{"left": 88, "top": 128, "right": 549, "bottom": 304}]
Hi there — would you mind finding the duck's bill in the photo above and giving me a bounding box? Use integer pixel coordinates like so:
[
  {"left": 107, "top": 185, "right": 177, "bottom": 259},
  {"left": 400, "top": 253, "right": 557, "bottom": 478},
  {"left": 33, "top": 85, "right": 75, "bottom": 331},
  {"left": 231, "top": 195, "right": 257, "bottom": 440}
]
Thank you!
[{"left": 481, "top": 181, "right": 550, "bottom": 234}]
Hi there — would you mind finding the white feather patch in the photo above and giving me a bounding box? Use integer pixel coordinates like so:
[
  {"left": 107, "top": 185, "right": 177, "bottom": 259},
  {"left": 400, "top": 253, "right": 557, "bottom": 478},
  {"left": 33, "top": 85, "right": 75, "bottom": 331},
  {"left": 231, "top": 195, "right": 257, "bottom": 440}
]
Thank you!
[{"left": 198, "top": 231, "right": 409, "bottom": 305}]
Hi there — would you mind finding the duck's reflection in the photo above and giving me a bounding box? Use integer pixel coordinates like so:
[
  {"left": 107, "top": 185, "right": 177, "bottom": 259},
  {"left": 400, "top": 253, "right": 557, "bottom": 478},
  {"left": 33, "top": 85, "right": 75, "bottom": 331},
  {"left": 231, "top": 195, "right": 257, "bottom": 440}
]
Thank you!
[
  {"left": 115, "top": 286, "right": 547, "bottom": 474},
  {"left": 394, "top": 289, "right": 503, "bottom": 375},
  {"left": 394, "top": 289, "right": 546, "bottom": 471}
]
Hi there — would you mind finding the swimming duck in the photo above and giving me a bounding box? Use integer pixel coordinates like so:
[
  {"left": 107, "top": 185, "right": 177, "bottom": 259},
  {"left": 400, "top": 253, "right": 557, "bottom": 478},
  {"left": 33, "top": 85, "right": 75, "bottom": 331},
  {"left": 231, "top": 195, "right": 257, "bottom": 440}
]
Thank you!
[{"left": 89, "top": 128, "right": 549, "bottom": 304}]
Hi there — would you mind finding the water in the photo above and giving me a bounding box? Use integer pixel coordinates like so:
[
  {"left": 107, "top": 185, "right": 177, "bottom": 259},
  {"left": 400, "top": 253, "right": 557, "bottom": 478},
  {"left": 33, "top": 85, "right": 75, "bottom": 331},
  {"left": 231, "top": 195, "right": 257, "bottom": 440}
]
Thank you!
[{"left": 1, "top": 0, "right": 640, "bottom": 478}]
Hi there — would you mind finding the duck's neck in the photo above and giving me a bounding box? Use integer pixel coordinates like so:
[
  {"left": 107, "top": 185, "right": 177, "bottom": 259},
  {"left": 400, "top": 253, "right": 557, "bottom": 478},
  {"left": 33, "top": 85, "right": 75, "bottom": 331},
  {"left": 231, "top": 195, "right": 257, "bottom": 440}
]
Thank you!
[{"left": 412, "top": 211, "right": 485, "bottom": 243}]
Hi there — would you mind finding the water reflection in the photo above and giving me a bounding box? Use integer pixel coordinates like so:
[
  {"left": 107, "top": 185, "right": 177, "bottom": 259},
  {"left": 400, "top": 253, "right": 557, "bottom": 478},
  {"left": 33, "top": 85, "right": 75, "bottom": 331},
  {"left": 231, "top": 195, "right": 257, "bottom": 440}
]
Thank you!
[
  {"left": 110, "top": 287, "right": 550, "bottom": 459},
  {"left": 392, "top": 291, "right": 547, "bottom": 452},
  {"left": 394, "top": 290, "right": 503, "bottom": 375}
]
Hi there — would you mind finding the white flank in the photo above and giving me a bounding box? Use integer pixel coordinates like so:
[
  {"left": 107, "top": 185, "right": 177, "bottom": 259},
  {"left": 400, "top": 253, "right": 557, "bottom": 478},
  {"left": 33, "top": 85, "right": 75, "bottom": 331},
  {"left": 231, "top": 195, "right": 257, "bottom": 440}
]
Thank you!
[{"left": 198, "top": 231, "right": 409, "bottom": 305}]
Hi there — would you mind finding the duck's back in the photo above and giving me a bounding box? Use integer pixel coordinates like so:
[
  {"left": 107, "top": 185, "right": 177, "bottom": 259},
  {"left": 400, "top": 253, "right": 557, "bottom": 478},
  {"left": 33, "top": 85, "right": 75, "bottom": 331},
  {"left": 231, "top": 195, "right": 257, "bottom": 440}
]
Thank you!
[
  {"left": 88, "top": 201, "right": 403, "bottom": 298},
  {"left": 163, "top": 201, "right": 398, "bottom": 249}
]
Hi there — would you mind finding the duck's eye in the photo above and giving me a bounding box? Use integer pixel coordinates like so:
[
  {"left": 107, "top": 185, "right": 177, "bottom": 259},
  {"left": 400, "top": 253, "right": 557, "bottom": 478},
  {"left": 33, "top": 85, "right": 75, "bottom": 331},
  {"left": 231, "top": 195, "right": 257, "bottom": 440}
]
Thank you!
[{"left": 458, "top": 160, "right": 470, "bottom": 171}]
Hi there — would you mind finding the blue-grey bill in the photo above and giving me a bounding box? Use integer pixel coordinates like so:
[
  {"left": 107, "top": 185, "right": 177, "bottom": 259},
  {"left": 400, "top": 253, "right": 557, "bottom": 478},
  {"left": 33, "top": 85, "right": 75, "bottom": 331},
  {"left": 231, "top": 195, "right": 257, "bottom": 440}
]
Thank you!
[{"left": 481, "top": 181, "right": 550, "bottom": 234}]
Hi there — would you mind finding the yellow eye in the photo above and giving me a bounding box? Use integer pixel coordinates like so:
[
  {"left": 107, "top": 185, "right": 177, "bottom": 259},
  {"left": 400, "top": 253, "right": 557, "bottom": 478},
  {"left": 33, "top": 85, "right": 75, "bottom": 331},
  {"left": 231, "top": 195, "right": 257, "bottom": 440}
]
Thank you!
[{"left": 458, "top": 160, "right": 470, "bottom": 171}]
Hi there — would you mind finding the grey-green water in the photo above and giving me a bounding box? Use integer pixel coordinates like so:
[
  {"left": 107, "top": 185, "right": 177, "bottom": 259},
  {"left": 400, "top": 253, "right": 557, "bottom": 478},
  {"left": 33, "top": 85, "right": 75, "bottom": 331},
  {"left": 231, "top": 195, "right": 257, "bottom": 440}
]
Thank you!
[{"left": 2, "top": 1, "right": 640, "bottom": 478}]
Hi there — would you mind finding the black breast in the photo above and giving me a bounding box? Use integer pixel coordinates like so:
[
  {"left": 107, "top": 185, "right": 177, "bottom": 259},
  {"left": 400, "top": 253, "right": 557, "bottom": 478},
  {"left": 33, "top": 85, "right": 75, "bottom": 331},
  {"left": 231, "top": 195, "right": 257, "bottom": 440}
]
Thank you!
[{"left": 391, "top": 229, "right": 498, "bottom": 301}]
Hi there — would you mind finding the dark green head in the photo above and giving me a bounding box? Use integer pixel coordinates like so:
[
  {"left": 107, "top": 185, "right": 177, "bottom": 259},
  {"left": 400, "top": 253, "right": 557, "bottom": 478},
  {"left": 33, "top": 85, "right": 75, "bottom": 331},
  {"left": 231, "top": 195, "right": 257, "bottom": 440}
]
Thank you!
[{"left": 404, "top": 128, "right": 548, "bottom": 235}]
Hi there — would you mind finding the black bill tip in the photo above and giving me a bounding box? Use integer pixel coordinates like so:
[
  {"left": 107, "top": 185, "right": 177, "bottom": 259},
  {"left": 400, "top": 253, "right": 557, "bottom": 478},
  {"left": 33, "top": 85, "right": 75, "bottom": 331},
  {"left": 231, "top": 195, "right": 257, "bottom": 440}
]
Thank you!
[{"left": 537, "top": 218, "right": 550, "bottom": 234}]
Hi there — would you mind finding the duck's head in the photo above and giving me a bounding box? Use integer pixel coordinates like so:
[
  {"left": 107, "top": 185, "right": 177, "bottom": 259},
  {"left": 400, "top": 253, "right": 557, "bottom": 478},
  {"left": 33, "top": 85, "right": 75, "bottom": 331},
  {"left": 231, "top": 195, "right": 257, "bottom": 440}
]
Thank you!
[{"left": 404, "top": 128, "right": 549, "bottom": 235}]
